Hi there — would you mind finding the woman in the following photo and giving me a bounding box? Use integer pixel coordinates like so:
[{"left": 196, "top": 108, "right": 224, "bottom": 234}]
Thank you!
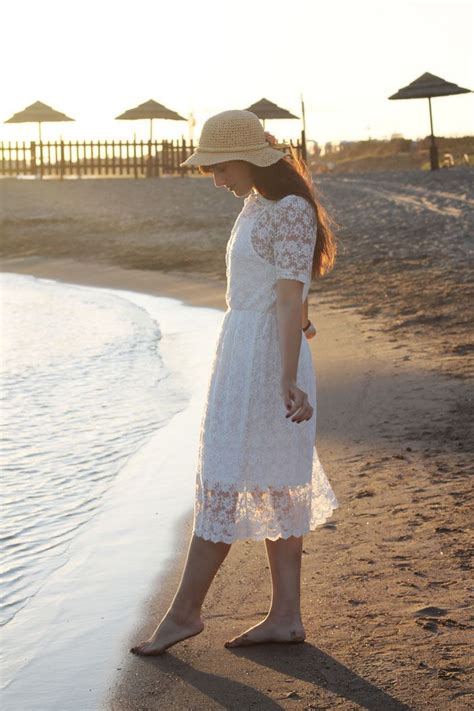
[{"left": 130, "top": 109, "right": 338, "bottom": 656}]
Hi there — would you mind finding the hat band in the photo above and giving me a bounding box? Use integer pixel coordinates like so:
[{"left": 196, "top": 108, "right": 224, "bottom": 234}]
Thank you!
[{"left": 196, "top": 142, "right": 270, "bottom": 153}]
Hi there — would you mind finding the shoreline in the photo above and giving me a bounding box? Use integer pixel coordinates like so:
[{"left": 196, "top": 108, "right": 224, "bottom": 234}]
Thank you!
[
  {"left": 0, "top": 255, "right": 229, "bottom": 310},
  {"left": 1, "top": 256, "right": 472, "bottom": 710}
]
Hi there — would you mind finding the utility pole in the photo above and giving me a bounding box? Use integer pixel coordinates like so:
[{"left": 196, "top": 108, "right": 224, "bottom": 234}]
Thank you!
[
  {"left": 300, "top": 93, "right": 307, "bottom": 162},
  {"left": 188, "top": 111, "right": 196, "bottom": 142},
  {"left": 428, "top": 97, "right": 439, "bottom": 170}
]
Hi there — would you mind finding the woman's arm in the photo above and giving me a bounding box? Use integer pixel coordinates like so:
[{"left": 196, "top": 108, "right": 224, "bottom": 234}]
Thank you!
[
  {"left": 302, "top": 297, "right": 309, "bottom": 329},
  {"left": 277, "top": 280, "right": 304, "bottom": 382},
  {"left": 277, "top": 280, "right": 314, "bottom": 423},
  {"left": 272, "top": 195, "right": 316, "bottom": 421}
]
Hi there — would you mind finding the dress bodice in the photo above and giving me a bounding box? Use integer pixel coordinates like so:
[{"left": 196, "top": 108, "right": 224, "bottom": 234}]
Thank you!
[{"left": 225, "top": 190, "right": 317, "bottom": 312}]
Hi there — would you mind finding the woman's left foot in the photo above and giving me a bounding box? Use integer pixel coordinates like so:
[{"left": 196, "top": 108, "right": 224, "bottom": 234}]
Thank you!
[
  {"left": 130, "top": 613, "right": 204, "bottom": 656},
  {"left": 225, "top": 618, "right": 305, "bottom": 648}
]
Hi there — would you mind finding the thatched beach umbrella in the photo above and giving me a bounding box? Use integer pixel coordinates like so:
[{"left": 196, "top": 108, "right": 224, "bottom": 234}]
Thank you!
[
  {"left": 4, "top": 100, "right": 74, "bottom": 142},
  {"left": 244, "top": 97, "right": 304, "bottom": 158},
  {"left": 115, "top": 99, "right": 186, "bottom": 141},
  {"left": 246, "top": 97, "right": 306, "bottom": 160},
  {"left": 388, "top": 72, "right": 472, "bottom": 170},
  {"left": 244, "top": 97, "right": 299, "bottom": 130}
]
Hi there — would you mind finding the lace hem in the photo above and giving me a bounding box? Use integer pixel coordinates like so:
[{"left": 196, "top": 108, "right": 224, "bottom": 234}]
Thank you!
[
  {"left": 193, "top": 457, "right": 339, "bottom": 544},
  {"left": 193, "top": 517, "right": 338, "bottom": 544}
]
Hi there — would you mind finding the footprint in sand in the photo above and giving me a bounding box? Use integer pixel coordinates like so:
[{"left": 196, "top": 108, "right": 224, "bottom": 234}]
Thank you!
[{"left": 414, "top": 606, "right": 448, "bottom": 617}]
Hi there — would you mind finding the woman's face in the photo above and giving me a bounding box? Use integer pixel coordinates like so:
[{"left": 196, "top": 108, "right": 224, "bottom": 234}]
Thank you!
[{"left": 211, "top": 161, "right": 254, "bottom": 198}]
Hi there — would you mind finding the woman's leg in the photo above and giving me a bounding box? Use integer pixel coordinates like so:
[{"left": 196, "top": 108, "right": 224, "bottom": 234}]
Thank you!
[
  {"left": 131, "top": 533, "right": 231, "bottom": 655},
  {"left": 224, "top": 535, "right": 306, "bottom": 648},
  {"left": 266, "top": 534, "right": 304, "bottom": 623}
]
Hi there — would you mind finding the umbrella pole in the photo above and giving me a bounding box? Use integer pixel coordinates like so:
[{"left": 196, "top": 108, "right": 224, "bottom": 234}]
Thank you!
[
  {"left": 150, "top": 118, "right": 153, "bottom": 142},
  {"left": 428, "top": 97, "right": 439, "bottom": 171}
]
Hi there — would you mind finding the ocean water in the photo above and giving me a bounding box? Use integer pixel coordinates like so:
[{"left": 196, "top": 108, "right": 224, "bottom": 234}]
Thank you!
[
  {"left": 0, "top": 274, "right": 189, "bottom": 626},
  {"left": 0, "top": 273, "right": 224, "bottom": 710}
]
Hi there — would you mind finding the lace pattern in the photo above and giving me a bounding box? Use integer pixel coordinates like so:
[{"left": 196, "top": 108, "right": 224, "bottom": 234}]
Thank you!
[
  {"left": 249, "top": 194, "right": 317, "bottom": 286},
  {"left": 194, "top": 447, "right": 338, "bottom": 543}
]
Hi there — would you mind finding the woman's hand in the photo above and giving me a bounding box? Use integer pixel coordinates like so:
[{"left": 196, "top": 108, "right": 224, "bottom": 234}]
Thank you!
[
  {"left": 264, "top": 131, "right": 278, "bottom": 146},
  {"left": 303, "top": 320, "right": 317, "bottom": 340},
  {"left": 280, "top": 377, "right": 314, "bottom": 423}
]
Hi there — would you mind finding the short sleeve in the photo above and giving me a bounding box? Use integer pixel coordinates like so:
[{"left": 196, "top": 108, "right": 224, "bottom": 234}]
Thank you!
[{"left": 271, "top": 195, "right": 317, "bottom": 285}]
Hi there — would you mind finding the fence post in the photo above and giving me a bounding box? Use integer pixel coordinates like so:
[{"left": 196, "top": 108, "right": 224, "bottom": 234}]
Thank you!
[
  {"left": 179, "top": 137, "right": 186, "bottom": 176},
  {"left": 162, "top": 140, "right": 167, "bottom": 175},
  {"left": 59, "top": 141, "right": 65, "bottom": 180},
  {"left": 189, "top": 139, "right": 194, "bottom": 175},
  {"left": 145, "top": 140, "right": 151, "bottom": 178},
  {"left": 133, "top": 139, "right": 138, "bottom": 179},
  {"left": 97, "top": 140, "right": 102, "bottom": 177},
  {"left": 30, "top": 141, "right": 36, "bottom": 177},
  {"left": 153, "top": 140, "right": 160, "bottom": 177}
]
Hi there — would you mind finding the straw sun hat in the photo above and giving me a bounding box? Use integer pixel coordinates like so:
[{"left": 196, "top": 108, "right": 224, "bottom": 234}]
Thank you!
[{"left": 179, "top": 109, "right": 286, "bottom": 168}]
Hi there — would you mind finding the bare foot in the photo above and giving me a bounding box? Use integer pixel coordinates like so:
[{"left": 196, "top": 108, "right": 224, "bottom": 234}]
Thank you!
[
  {"left": 130, "top": 613, "right": 204, "bottom": 656},
  {"left": 224, "top": 617, "right": 306, "bottom": 648}
]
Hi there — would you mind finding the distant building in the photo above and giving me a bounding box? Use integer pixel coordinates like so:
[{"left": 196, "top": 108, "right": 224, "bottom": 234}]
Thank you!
[
  {"left": 324, "top": 141, "right": 341, "bottom": 154},
  {"left": 441, "top": 152, "right": 455, "bottom": 167}
]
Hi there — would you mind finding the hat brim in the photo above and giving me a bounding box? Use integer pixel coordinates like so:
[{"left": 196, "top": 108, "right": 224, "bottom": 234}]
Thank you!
[{"left": 179, "top": 146, "right": 286, "bottom": 168}]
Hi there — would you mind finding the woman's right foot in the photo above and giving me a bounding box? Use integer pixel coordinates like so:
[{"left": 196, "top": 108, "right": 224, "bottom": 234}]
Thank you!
[
  {"left": 130, "top": 613, "right": 204, "bottom": 656},
  {"left": 224, "top": 617, "right": 306, "bottom": 648}
]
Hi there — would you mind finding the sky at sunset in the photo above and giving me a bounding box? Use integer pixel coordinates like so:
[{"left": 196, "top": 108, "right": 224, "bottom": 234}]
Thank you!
[{"left": 2, "top": 0, "right": 472, "bottom": 146}]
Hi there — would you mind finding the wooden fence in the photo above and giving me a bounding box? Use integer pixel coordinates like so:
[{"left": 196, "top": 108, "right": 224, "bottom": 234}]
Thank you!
[{"left": 0, "top": 138, "right": 303, "bottom": 179}]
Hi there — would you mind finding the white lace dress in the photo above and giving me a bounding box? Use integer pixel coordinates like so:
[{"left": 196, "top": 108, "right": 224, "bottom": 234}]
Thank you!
[{"left": 193, "top": 189, "right": 339, "bottom": 543}]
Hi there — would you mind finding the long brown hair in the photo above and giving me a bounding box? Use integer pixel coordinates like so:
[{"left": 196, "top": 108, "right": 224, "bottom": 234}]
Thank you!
[{"left": 199, "top": 147, "right": 338, "bottom": 278}]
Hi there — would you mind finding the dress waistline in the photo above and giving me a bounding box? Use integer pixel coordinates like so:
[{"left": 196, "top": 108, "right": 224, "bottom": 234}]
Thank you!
[{"left": 226, "top": 305, "right": 277, "bottom": 314}]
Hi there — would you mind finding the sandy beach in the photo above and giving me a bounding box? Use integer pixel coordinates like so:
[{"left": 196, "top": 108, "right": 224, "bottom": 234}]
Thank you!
[
  {"left": 1, "top": 170, "right": 472, "bottom": 709},
  {"left": 2, "top": 169, "right": 473, "bottom": 383}
]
